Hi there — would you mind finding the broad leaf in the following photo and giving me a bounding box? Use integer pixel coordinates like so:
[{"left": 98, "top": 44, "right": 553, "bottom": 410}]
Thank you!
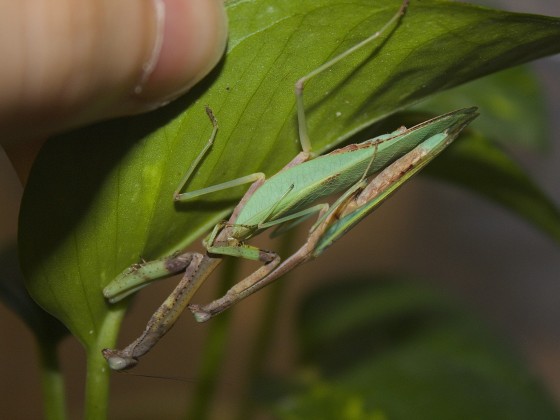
[
  {"left": 416, "top": 65, "right": 550, "bottom": 151},
  {"left": 0, "top": 245, "right": 67, "bottom": 342},
  {"left": 266, "top": 278, "right": 560, "bottom": 419},
  {"left": 18, "top": 0, "right": 560, "bottom": 350},
  {"left": 372, "top": 111, "right": 560, "bottom": 244},
  {"left": 425, "top": 129, "right": 560, "bottom": 243}
]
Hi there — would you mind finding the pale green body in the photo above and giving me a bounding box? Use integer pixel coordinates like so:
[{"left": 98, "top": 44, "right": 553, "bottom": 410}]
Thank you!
[
  {"left": 233, "top": 111, "right": 471, "bottom": 238},
  {"left": 314, "top": 131, "right": 450, "bottom": 256},
  {"left": 233, "top": 133, "right": 397, "bottom": 230}
]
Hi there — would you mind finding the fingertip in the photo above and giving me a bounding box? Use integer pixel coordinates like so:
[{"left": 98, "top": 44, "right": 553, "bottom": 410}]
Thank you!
[
  {"left": 128, "top": 0, "right": 228, "bottom": 109},
  {"left": 0, "top": 0, "right": 228, "bottom": 146}
]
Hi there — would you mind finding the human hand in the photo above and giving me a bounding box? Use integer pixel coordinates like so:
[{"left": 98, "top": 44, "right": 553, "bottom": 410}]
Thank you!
[{"left": 1, "top": 0, "right": 227, "bottom": 179}]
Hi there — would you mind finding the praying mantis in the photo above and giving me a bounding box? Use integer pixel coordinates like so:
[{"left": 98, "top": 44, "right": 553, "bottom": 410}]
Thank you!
[{"left": 102, "top": 0, "right": 478, "bottom": 370}]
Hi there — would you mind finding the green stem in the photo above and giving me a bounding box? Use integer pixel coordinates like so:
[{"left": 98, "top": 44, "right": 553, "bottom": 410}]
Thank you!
[
  {"left": 235, "top": 231, "right": 294, "bottom": 420},
  {"left": 186, "top": 257, "right": 239, "bottom": 420},
  {"left": 235, "top": 281, "right": 284, "bottom": 420},
  {"left": 36, "top": 336, "right": 67, "bottom": 420},
  {"left": 84, "top": 307, "right": 126, "bottom": 420}
]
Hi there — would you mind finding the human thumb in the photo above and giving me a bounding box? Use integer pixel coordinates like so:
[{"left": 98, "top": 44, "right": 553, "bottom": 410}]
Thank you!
[{"left": 0, "top": 0, "right": 228, "bottom": 144}]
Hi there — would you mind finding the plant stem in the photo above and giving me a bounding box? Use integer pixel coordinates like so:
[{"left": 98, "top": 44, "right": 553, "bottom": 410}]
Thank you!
[
  {"left": 36, "top": 336, "right": 67, "bottom": 420},
  {"left": 84, "top": 307, "right": 126, "bottom": 420},
  {"left": 235, "top": 281, "right": 284, "bottom": 420},
  {"left": 186, "top": 257, "right": 239, "bottom": 420},
  {"left": 235, "top": 231, "right": 294, "bottom": 420}
]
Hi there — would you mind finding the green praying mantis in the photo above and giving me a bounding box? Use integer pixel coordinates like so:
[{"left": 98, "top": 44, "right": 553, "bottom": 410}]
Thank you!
[{"left": 102, "top": 0, "right": 478, "bottom": 370}]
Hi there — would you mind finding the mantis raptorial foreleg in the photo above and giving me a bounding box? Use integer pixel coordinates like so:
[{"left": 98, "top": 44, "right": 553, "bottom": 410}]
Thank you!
[
  {"left": 102, "top": 253, "right": 214, "bottom": 370},
  {"left": 104, "top": 251, "right": 198, "bottom": 303}
]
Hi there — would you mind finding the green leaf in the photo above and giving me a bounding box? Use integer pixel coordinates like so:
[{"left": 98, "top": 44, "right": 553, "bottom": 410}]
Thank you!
[
  {"left": 268, "top": 277, "right": 560, "bottom": 419},
  {"left": 0, "top": 245, "right": 67, "bottom": 343},
  {"left": 345, "top": 109, "right": 560, "bottom": 244},
  {"left": 415, "top": 66, "right": 550, "bottom": 151},
  {"left": 18, "top": 0, "right": 560, "bottom": 350},
  {"left": 425, "top": 129, "right": 560, "bottom": 243}
]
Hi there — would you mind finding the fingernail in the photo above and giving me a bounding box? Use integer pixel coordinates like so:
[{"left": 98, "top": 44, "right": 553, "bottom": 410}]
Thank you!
[
  {"left": 133, "top": 0, "right": 228, "bottom": 107},
  {"left": 133, "top": 0, "right": 166, "bottom": 95}
]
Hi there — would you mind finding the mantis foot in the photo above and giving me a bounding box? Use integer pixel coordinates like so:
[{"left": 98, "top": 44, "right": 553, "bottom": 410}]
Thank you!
[
  {"left": 101, "top": 348, "right": 138, "bottom": 371},
  {"left": 188, "top": 304, "right": 212, "bottom": 322}
]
